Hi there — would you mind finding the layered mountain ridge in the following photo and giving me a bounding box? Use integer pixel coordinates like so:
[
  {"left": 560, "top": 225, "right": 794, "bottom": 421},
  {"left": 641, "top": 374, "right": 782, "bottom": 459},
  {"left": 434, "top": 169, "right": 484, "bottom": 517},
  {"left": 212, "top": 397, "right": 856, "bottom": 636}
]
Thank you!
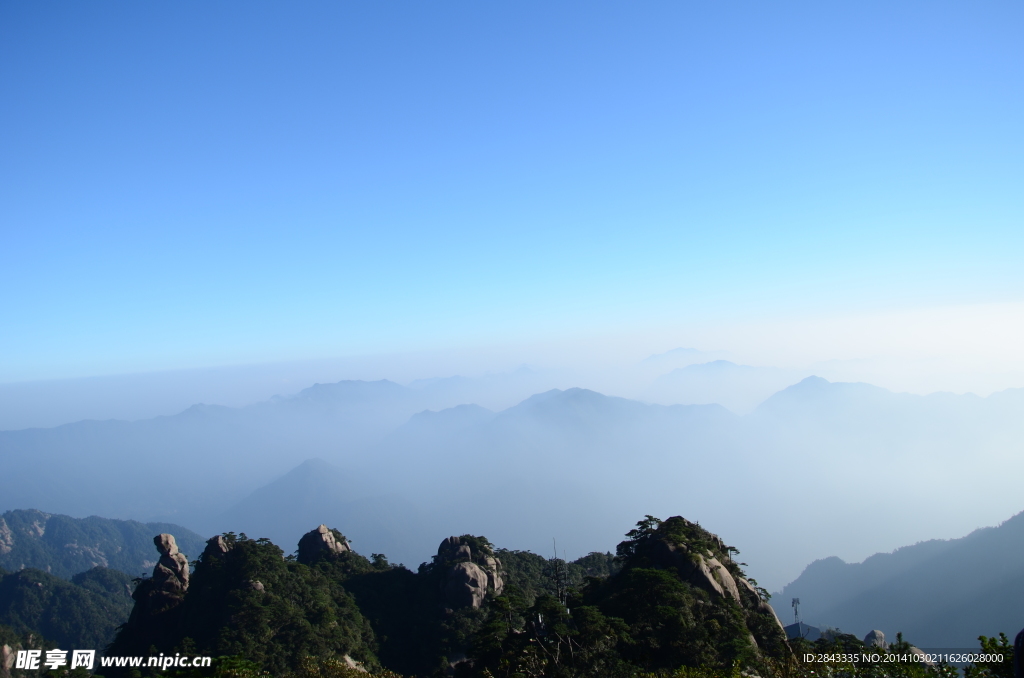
[
  {"left": 1, "top": 376, "right": 1022, "bottom": 598},
  {"left": 776, "top": 509, "right": 1024, "bottom": 646}
]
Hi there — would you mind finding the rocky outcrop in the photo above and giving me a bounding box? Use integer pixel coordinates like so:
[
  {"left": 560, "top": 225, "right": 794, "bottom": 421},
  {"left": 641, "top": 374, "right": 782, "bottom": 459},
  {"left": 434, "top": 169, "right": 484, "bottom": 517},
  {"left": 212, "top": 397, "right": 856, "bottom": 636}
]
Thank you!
[
  {"left": 107, "top": 529, "right": 379, "bottom": 677},
  {"left": 297, "top": 525, "right": 350, "bottom": 564},
  {"left": 125, "top": 533, "right": 190, "bottom": 627},
  {"left": 738, "top": 576, "right": 785, "bottom": 627},
  {"left": 634, "top": 516, "right": 787, "bottom": 654},
  {"left": 0, "top": 519, "right": 13, "bottom": 556},
  {"left": 864, "top": 630, "right": 886, "bottom": 648},
  {"left": 342, "top": 655, "right": 367, "bottom": 673},
  {"left": 650, "top": 538, "right": 741, "bottom": 604},
  {"left": 154, "top": 534, "right": 189, "bottom": 592},
  {"left": 438, "top": 536, "right": 472, "bottom": 561},
  {"left": 2, "top": 644, "right": 14, "bottom": 678},
  {"left": 702, "top": 554, "right": 741, "bottom": 601},
  {"left": 434, "top": 536, "right": 504, "bottom": 609},
  {"left": 482, "top": 554, "right": 503, "bottom": 594},
  {"left": 203, "top": 534, "right": 231, "bottom": 558},
  {"left": 445, "top": 562, "right": 490, "bottom": 609}
]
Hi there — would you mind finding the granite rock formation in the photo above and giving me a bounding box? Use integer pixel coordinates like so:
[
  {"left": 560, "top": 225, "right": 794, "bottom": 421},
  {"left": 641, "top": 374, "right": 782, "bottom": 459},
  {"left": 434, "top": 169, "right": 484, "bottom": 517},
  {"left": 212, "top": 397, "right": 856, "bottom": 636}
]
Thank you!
[
  {"left": 124, "top": 533, "right": 190, "bottom": 629},
  {"left": 2, "top": 644, "right": 13, "bottom": 678},
  {"left": 864, "top": 629, "right": 887, "bottom": 648},
  {"left": 203, "top": 534, "right": 231, "bottom": 558},
  {"left": 631, "top": 516, "right": 787, "bottom": 651},
  {"left": 435, "top": 535, "right": 503, "bottom": 609},
  {"left": 154, "top": 534, "right": 190, "bottom": 590},
  {"left": 297, "top": 524, "right": 351, "bottom": 564}
]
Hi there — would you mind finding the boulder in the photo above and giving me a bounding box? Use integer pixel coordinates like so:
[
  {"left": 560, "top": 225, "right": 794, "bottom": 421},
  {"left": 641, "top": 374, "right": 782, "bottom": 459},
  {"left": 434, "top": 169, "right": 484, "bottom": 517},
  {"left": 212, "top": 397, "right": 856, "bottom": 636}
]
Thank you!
[
  {"left": 435, "top": 535, "right": 504, "bottom": 608},
  {"left": 153, "top": 533, "right": 189, "bottom": 593},
  {"left": 0, "top": 519, "right": 13, "bottom": 556},
  {"left": 342, "top": 655, "right": 367, "bottom": 672},
  {"left": 297, "top": 525, "right": 350, "bottom": 564},
  {"left": 437, "top": 536, "right": 472, "bottom": 561},
  {"left": 445, "top": 561, "right": 489, "bottom": 609},
  {"left": 2, "top": 644, "right": 14, "bottom": 678},
  {"left": 125, "top": 533, "right": 191, "bottom": 627},
  {"left": 483, "top": 554, "right": 505, "bottom": 595},
  {"left": 864, "top": 630, "right": 886, "bottom": 648},
  {"left": 203, "top": 535, "right": 231, "bottom": 559}
]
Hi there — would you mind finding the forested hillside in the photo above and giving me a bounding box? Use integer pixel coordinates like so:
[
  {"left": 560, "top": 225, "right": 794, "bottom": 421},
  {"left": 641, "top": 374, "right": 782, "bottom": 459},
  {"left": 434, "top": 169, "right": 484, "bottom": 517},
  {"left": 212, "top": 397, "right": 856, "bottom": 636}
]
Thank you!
[
  {"left": 0, "top": 509, "right": 205, "bottom": 580},
  {"left": 102, "top": 517, "right": 822, "bottom": 678},
  {"left": 0, "top": 565, "right": 134, "bottom": 649},
  {"left": 776, "top": 510, "right": 1024, "bottom": 647}
]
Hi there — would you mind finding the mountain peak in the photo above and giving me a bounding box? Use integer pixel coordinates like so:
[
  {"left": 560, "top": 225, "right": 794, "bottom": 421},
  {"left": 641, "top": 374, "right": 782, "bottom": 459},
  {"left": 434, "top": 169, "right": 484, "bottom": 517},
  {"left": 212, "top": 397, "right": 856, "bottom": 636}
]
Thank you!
[{"left": 293, "top": 379, "right": 411, "bottom": 403}]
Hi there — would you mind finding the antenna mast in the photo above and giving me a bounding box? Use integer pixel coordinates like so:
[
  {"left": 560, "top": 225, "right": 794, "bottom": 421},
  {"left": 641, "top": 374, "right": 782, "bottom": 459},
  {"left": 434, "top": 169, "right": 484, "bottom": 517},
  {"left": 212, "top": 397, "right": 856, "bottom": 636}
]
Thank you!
[{"left": 553, "top": 538, "right": 568, "bottom": 606}]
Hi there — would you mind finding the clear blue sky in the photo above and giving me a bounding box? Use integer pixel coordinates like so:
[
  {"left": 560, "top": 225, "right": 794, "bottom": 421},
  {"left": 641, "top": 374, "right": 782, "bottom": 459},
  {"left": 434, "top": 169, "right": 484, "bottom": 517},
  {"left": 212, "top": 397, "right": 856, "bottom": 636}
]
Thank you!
[{"left": 2, "top": 1, "right": 1022, "bottom": 381}]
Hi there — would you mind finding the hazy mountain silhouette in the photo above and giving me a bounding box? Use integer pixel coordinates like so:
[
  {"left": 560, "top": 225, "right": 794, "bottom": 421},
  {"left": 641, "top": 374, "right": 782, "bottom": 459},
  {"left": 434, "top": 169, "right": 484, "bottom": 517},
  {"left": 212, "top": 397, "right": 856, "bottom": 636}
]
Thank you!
[
  {"left": 776, "top": 510, "right": 1024, "bottom": 647},
  {"left": 0, "top": 379, "right": 435, "bottom": 525},
  {"left": 217, "top": 458, "right": 434, "bottom": 566},
  {"left": 214, "top": 390, "right": 742, "bottom": 570},
  {"left": 3, "top": 376, "right": 1024, "bottom": 589},
  {"left": 752, "top": 376, "right": 1024, "bottom": 462},
  {"left": 393, "top": 403, "right": 496, "bottom": 441},
  {"left": 406, "top": 366, "right": 575, "bottom": 412},
  {"left": 644, "top": 360, "right": 809, "bottom": 413}
]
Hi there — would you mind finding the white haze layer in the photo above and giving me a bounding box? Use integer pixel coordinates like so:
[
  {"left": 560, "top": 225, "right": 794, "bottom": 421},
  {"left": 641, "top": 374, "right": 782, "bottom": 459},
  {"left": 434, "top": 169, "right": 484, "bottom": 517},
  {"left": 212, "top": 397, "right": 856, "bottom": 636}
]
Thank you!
[
  {"left": 0, "top": 301, "right": 1022, "bottom": 592},
  {"left": 4, "top": 301, "right": 1023, "bottom": 430}
]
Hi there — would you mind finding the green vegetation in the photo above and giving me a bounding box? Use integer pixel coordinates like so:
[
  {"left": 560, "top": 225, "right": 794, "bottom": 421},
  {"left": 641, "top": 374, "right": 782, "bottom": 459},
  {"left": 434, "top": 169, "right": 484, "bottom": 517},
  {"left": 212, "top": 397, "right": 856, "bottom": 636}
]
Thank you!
[
  {"left": 464, "top": 515, "right": 789, "bottom": 677},
  {"left": 343, "top": 535, "right": 498, "bottom": 676},
  {"left": 73, "top": 516, "right": 1018, "bottom": 678},
  {"left": 964, "top": 633, "right": 1015, "bottom": 678},
  {"left": 0, "top": 509, "right": 206, "bottom": 580},
  {"left": 495, "top": 549, "right": 618, "bottom": 607},
  {"left": 107, "top": 533, "right": 379, "bottom": 677},
  {"left": 0, "top": 566, "right": 134, "bottom": 650}
]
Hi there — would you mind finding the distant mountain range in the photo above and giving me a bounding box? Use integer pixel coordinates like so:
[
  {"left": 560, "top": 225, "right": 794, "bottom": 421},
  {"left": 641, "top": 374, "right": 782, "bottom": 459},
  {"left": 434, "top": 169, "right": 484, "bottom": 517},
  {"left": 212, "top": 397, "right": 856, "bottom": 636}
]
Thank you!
[
  {"left": 1, "top": 376, "right": 1023, "bottom": 591},
  {"left": 775, "top": 510, "right": 1024, "bottom": 647},
  {"left": 0, "top": 509, "right": 205, "bottom": 579},
  {"left": 218, "top": 458, "right": 435, "bottom": 566},
  {"left": 0, "top": 510, "right": 203, "bottom": 651},
  {"left": 0, "top": 379, "right": 441, "bottom": 524},
  {"left": 643, "top": 360, "right": 811, "bottom": 413}
]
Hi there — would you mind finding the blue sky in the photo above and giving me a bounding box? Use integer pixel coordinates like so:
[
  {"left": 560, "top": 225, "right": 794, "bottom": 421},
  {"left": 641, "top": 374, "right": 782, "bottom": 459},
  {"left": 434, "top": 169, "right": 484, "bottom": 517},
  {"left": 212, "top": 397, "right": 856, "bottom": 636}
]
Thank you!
[{"left": 2, "top": 1, "right": 1022, "bottom": 382}]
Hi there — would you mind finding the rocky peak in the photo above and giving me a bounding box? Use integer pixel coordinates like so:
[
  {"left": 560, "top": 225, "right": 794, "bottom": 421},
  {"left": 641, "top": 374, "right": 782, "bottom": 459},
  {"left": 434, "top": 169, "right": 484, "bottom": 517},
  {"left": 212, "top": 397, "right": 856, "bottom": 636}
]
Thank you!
[
  {"left": 153, "top": 533, "right": 189, "bottom": 592},
  {"left": 297, "top": 524, "right": 350, "bottom": 565},
  {"left": 650, "top": 538, "right": 743, "bottom": 603},
  {"left": 437, "top": 536, "right": 473, "bottom": 562},
  {"left": 202, "top": 534, "right": 231, "bottom": 559},
  {"left": 124, "top": 533, "right": 190, "bottom": 629},
  {"left": 435, "top": 535, "right": 504, "bottom": 609},
  {"left": 619, "top": 516, "right": 786, "bottom": 642},
  {"left": 864, "top": 630, "right": 887, "bottom": 648}
]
